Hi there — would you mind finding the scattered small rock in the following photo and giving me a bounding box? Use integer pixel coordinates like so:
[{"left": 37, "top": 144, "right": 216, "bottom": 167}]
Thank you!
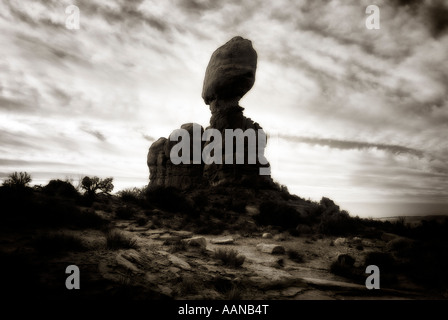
[
  {"left": 116, "top": 250, "right": 141, "bottom": 272},
  {"left": 130, "top": 226, "right": 149, "bottom": 232},
  {"left": 145, "top": 272, "right": 158, "bottom": 284},
  {"left": 274, "top": 234, "right": 287, "bottom": 241},
  {"left": 168, "top": 266, "right": 180, "bottom": 274},
  {"left": 168, "top": 254, "right": 191, "bottom": 270},
  {"left": 334, "top": 238, "right": 347, "bottom": 246},
  {"left": 256, "top": 243, "right": 285, "bottom": 254},
  {"left": 353, "top": 237, "right": 362, "bottom": 244},
  {"left": 184, "top": 236, "right": 207, "bottom": 249},
  {"left": 172, "top": 231, "right": 194, "bottom": 239},
  {"left": 245, "top": 205, "right": 259, "bottom": 215},
  {"left": 211, "top": 238, "right": 235, "bottom": 245},
  {"left": 160, "top": 234, "right": 181, "bottom": 241},
  {"left": 282, "top": 287, "right": 304, "bottom": 297},
  {"left": 337, "top": 254, "right": 355, "bottom": 267},
  {"left": 157, "top": 285, "right": 173, "bottom": 297},
  {"left": 262, "top": 233, "right": 273, "bottom": 239}
]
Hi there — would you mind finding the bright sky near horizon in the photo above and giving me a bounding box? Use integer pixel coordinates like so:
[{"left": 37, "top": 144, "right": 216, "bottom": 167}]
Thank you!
[{"left": 1, "top": 0, "right": 447, "bottom": 218}]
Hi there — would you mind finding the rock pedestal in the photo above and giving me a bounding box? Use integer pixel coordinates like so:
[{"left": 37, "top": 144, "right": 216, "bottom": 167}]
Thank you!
[{"left": 147, "top": 36, "right": 272, "bottom": 190}]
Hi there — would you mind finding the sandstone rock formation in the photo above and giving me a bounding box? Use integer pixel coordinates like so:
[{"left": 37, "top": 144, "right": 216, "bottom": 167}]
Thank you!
[
  {"left": 202, "top": 36, "right": 257, "bottom": 105},
  {"left": 147, "top": 36, "right": 273, "bottom": 190}
]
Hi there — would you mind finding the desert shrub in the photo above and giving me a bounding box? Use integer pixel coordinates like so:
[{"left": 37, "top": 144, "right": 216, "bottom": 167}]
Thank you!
[
  {"left": 287, "top": 249, "right": 304, "bottom": 263},
  {"left": 386, "top": 237, "right": 414, "bottom": 256},
  {"left": 229, "top": 199, "right": 246, "bottom": 213},
  {"left": 76, "top": 209, "right": 109, "bottom": 229},
  {"left": 37, "top": 201, "right": 107, "bottom": 229},
  {"left": 2, "top": 172, "right": 32, "bottom": 188},
  {"left": 43, "top": 179, "right": 79, "bottom": 198},
  {"left": 115, "top": 206, "right": 137, "bottom": 220},
  {"left": 214, "top": 248, "right": 245, "bottom": 268},
  {"left": 364, "top": 251, "right": 398, "bottom": 285},
  {"left": 34, "top": 232, "right": 87, "bottom": 254},
  {"left": 307, "top": 202, "right": 326, "bottom": 223},
  {"left": 273, "top": 181, "right": 298, "bottom": 201},
  {"left": 330, "top": 254, "right": 361, "bottom": 281},
  {"left": 145, "top": 186, "right": 195, "bottom": 214},
  {"left": 77, "top": 194, "right": 94, "bottom": 207},
  {"left": 192, "top": 192, "right": 209, "bottom": 209},
  {"left": 225, "top": 284, "right": 243, "bottom": 300},
  {"left": 318, "top": 210, "right": 360, "bottom": 236},
  {"left": 295, "top": 224, "right": 313, "bottom": 236},
  {"left": 0, "top": 185, "right": 34, "bottom": 222},
  {"left": 364, "top": 252, "right": 395, "bottom": 272},
  {"left": 405, "top": 240, "right": 448, "bottom": 290},
  {"left": 168, "top": 239, "right": 187, "bottom": 253},
  {"left": 105, "top": 230, "right": 137, "bottom": 250},
  {"left": 195, "top": 218, "right": 226, "bottom": 235},
  {"left": 80, "top": 176, "right": 114, "bottom": 197},
  {"left": 117, "top": 186, "right": 147, "bottom": 203},
  {"left": 254, "top": 200, "right": 301, "bottom": 229},
  {"left": 136, "top": 217, "right": 148, "bottom": 226},
  {"left": 151, "top": 215, "right": 162, "bottom": 228},
  {"left": 179, "top": 277, "right": 198, "bottom": 295}
]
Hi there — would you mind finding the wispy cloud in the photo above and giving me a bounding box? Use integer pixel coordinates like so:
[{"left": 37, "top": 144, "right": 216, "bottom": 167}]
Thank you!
[
  {"left": 279, "top": 135, "right": 424, "bottom": 157},
  {"left": 80, "top": 126, "right": 107, "bottom": 142}
]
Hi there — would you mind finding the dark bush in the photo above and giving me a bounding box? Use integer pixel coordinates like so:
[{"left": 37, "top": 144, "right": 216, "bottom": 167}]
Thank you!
[
  {"left": 43, "top": 179, "right": 79, "bottom": 198},
  {"left": 214, "top": 248, "right": 245, "bottom": 268},
  {"left": 2, "top": 171, "right": 32, "bottom": 188},
  {"left": 117, "top": 186, "right": 147, "bottom": 204},
  {"left": 363, "top": 251, "right": 398, "bottom": 285},
  {"left": 168, "top": 239, "right": 187, "bottom": 253},
  {"left": 330, "top": 254, "right": 361, "bottom": 281},
  {"left": 364, "top": 251, "right": 395, "bottom": 272},
  {"left": 318, "top": 210, "right": 361, "bottom": 236},
  {"left": 136, "top": 217, "right": 148, "bottom": 226},
  {"left": 230, "top": 199, "right": 246, "bottom": 213},
  {"left": 38, "top": 199, "right": 107, "bottom": 229},
  {"left": 287, "top": 249, "right": 304, "bottom": 263},
  {"left": 115, "top": 206, "right": 136, "bottom": 220},
  {"left": 145, "top": 186, "right": 195, "bottom": 214},
  {"left": 81, "top": 176, "right": 114, "bottom": 197},
  {"left": 195, "top": 218, "right": 226, "bottom": 235},
  {"left": 254, "top": 200, "right": 301, "bottom": 229},
  {"left": 406, "top": 240, "right": 448, "bottom": 290},
  {"left": 34, "top": 232, "right": 87, "bottom": 254},
  {"left": 75, "top": 209, "right": 109, "bottom": 229},
  {"left": 192, "top": 193, "right": 209, "bottom": 209},
  {"left": 105, "top": 230, "right": 137, "bottom": 250}
]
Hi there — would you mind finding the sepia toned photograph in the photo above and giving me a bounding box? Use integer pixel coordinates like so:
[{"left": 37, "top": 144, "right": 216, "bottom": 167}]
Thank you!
[{"left": 1, "top": 0, "right": 447, "bottom": 311}]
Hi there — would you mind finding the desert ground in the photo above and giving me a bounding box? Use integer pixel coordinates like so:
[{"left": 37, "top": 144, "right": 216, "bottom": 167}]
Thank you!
[{"left": 1, "top": 179, "right": 447, "bottom": 301}]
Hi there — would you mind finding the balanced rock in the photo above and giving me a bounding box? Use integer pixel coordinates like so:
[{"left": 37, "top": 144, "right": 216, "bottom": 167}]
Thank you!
[
  {"left": 147, "top": 36, "right": 273, "bottom": 190},
  {"left": 202, "top": 36, "right": 257, "bottom": 105}
]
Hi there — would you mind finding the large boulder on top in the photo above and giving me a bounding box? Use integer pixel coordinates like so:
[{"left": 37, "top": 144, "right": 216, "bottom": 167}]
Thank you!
[{"left": 202, "top": 36, "right": 257, "bottom": 105}]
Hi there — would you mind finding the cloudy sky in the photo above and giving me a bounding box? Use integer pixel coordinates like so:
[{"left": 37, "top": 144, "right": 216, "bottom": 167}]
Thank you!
[{"left": 1, "top": 0, "right": 447, "bottom": 217}]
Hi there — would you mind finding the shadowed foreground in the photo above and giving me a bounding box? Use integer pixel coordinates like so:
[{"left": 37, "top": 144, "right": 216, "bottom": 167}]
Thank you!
[{"left": 1, "top": 178, "right": 447, "bottom": 300}]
